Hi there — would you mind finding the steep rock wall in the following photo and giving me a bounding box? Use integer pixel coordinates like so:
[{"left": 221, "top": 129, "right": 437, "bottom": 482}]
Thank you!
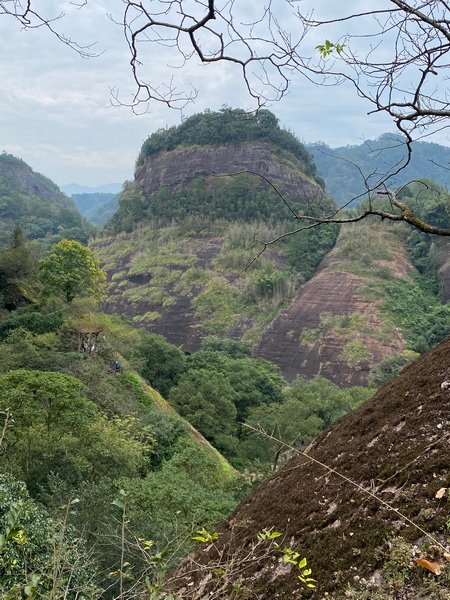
[
  {"left": 256, "top": 225, "right": 415, "bottom": 386},
  {"left": 135, "top": 141, "right": 322, "bottom": 205}
]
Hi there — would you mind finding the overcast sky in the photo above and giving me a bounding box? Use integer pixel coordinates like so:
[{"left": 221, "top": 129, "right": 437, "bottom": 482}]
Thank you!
[{"left": 1, "top": 1, "right": 448, "bottom": 187}]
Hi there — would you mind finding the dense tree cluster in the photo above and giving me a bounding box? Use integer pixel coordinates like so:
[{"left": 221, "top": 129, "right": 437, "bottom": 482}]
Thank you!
[
  {"left": 0, "top": 287, "right": 240, "bottom": 595},
  {"left": 107, "top": 173, "right": 336, "bottom": 238}
]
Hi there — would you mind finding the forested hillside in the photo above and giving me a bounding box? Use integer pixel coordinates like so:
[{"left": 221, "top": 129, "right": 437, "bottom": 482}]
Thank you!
[
  {"left": 0, "top": 152, "right": 94, "bottom": 245},
  {"left": 0, "top": 230, "right": 378, "bottom": 596},
  {"left": 308, "top": 133, "right": 450, "bottom": 205},
  {"left": 0, "top": 233, "right": 246, "bottom": 596},
  {"left": 72, "top": 192, "right": 119, "bottom": 226}
]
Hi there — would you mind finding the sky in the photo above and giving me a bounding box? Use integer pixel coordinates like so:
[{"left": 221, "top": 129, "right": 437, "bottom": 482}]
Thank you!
[{"left": 1, "top": 0, "right": 449, "bottom": 188}]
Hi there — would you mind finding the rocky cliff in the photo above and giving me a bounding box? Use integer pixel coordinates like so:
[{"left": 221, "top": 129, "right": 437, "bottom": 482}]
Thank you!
[
  {"left": 168, "top": 335, "right": 450, "bottom": 598},
  {"left": 256, "top": 223, "right": 415, "bottom": 385},
  {"left": 91, "top": 220, "right": 439, "bottom": 387},
  {"left": 96, "top": 109, "right": 449, "bottom": 387},
  {"left": 135, "top": 141, "right": 322, "bottom": 207}
]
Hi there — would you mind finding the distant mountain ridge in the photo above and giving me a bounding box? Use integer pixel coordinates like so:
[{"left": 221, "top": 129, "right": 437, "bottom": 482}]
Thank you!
[
  {"left": 307, "top": 133, "right": 450, "bottom": 205},
  {"left": 61, "top": 182, "right": 123, "bottom": 195},
  {"left": 72, "top": 192, "right": 119, "bottom": 226}
]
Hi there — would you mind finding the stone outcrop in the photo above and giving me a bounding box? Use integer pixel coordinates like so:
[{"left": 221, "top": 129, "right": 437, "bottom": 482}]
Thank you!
[{"left": 135, "top": 141, "right": 322, "bottom": 206}]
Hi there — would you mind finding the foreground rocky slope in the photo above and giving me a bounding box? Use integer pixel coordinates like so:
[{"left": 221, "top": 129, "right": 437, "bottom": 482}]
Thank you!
[{"left": 168, "top": 335, "right": 450, "bottom": 598}]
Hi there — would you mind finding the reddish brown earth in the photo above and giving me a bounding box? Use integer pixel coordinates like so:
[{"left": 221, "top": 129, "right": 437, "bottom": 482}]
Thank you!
[
  {"left": 256, "top": 240, "right": 413, "bottom": 386},
  {"left": 168, "top": 336, "right": 450, "bottom": 598}
]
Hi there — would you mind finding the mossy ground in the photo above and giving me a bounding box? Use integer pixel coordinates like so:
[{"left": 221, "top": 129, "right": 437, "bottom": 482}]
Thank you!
[{"left": 168, "top": 335, "right": 450, "bottom": 598}]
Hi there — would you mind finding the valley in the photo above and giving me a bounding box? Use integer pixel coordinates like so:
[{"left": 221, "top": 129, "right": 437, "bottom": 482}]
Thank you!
[{"left": 0, "top": 108, "right": 449, "bottom": 599}]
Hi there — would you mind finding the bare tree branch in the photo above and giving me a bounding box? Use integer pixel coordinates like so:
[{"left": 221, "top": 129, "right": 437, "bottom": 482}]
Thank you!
[{"left": 0, "top": 0, "right": 98, "bottom": 57}]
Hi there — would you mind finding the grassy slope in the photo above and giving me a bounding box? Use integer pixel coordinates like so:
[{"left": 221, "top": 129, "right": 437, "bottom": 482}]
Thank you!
[
  {"left": 79, "top": 312, "right": 237, "bottom": 481},
  {"left": 92, "top": 222, "right": 299, "bottom": 349},
  {"left": 125, "top": 369, "right": 237, "bottom": 481}
]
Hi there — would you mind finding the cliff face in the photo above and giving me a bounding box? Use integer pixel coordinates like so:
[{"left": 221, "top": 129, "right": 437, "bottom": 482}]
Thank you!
[
  {"left": 135, "top": 142, "right": 321, "bottom": 206},
  {"left": 256, "top": 225, "right": 415, "bottom": 385},
  {"left": 94, "top": 231, "right": 226, "bottom": 354},
  {"left": 168, "top": 335, "right": 450, "bottom": 598}
]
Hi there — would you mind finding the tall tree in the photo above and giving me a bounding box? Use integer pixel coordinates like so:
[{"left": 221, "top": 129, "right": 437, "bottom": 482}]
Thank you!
[
  {"left": 0, "top": 225, "right": 34, "bottom": 309},
  {"left": 39, "top": 239, "right": 105, "bottom": 304}
]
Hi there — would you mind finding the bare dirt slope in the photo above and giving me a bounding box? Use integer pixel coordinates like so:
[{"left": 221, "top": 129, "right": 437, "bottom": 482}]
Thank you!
[
  {"left": 257, "top": 224, "right": 415, "bottom": 385},
  {"left": 169, "top": 335, "right": 450, "bottom": 598}
]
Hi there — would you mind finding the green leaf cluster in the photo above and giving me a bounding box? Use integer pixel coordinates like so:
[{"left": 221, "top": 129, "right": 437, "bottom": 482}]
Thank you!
[
  {"left": 0, "top": 473, "right": 100, "bottom": 598},
  {"left": 39, "top": 239, "right": 106, "bottom": 304}
]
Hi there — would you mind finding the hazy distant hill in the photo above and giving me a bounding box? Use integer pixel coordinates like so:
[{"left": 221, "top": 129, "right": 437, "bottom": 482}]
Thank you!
[
  {"left": 61, "top": 182, "right": 123, "bottom": 195},
  {"left": 72, "top": 192, "right": 119, "bottom": 226},
  {"left": 307, "top": 133, "right": 450, "bottom": 205}
]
